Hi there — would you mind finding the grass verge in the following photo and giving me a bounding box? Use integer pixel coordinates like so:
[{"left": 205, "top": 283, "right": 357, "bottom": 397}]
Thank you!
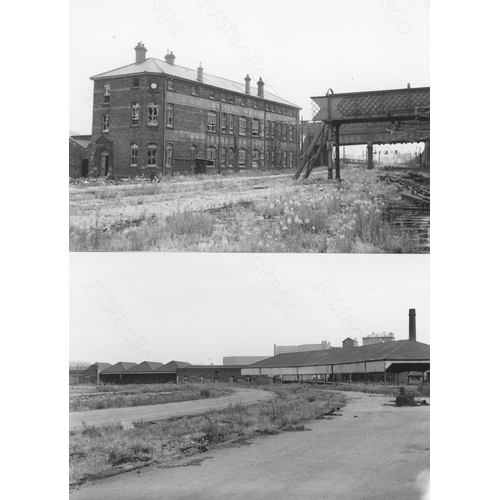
[
  {"left": 70, "top": 384, "right": 233, "bottom": 412},
  {"left": 329, "top": 382, "right": 430, "bottom": 398},
  {"left": 69, "top": 384, "right": 345, "bottom": 485}
]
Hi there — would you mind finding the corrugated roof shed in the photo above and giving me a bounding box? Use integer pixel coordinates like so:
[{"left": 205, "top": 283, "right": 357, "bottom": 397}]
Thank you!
[
  {"left": 100, "top": 362, "right": 137, "bottom": 374},
  {"left": 248, "top": 340, "right": 430, "bottom": 368},
  {"left": 90, "top": 58, "right": 299, "bottom": 108},
  {"left": 155, "top": 361, "right": 192, "bottom": 372}
]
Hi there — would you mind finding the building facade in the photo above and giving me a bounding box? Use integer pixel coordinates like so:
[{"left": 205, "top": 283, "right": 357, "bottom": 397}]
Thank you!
[
  {"left": 69, "top": 132, "right": 91, "bottom": 178},
  {"left": 89, "top": 42, "right": 301, "bottom": 178},
  {"left": 274, "top": 341, "right": 331, "bottom": 356}
]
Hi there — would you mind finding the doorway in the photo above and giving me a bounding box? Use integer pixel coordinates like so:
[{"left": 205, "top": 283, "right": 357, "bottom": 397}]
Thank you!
[
  {"left": 81, "top": 159, "right": 89, "bottom": 178},
  {"left": 100, "top": 151, "right": 110, "bottom": 176}
]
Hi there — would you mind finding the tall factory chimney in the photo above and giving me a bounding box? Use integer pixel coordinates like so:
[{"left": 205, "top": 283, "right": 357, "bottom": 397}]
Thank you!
[{"left": 409, "top": 308, "right": 416, "bottom": 341}]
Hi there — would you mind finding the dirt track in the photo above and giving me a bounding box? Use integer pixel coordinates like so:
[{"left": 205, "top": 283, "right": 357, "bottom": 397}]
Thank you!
[
  {"left": 70, "top": 391, "right": 430, "bottom": 499},
  {"left": 69, "top": 388, "right": 273, "bottom": 431}
]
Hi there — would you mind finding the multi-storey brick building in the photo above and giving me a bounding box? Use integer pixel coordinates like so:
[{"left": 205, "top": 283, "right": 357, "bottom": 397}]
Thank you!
[{"left": 89, "top": 42, "right": 301, "bottom": 178}]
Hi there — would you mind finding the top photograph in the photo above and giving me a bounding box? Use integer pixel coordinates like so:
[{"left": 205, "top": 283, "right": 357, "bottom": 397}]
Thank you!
[{"left": 69, "top": 0, "right": 430, "bottom": 253}]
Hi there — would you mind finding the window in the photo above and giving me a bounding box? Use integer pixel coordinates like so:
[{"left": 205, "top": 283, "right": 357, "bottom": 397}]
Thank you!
[
  {"left": 183, "top": 376, "right": 189, "bottom": 383},
  {"left": 191, "top": 85, "right": 199, "bottom": 96},
  {"left": 253, "top": 100, "right": 258, "bottom": 109},
  {"left": 207, "top": 111, "right": 217, "bottom": 132},
  {"left": 252, "top": 149, "right": 260, "bottom": 168},
  {"left": 289, "top": 108, "right": 294, "bottom": 117},
  {"left": 283, "top": 150, "right": 287, "bottom": 167},
  {"left": 241, "top": 98, "right": 246, "bottom": 107},
  {"left": 289, "top": 151, "right": 293, "bottom": 167},
  {"left": 221, "top": 113, "right": 227, "bottom": 133},
  {"left": 252, "top": 118, "right": 260, "bottom": 137},
  {"left": 130, "top": 143, "right": 138, "bottom": 166},
  {"left": 222, "top": 92, "right": 227, "bottom": 102},
  {"left": 207, "top": 146, "right": 216, "bottom": 166},
  {"left": 265, "top": 150, "right": 270, "bottom": 166},
  {"left": 228, "top": 94, "right": 234, "bottom": 104},
  {"left": 102, "top": 114, "right": 109, "bottom": 132},
  {"left": 148, "top": 102, "right": 158, "bottom": 126},
  {"left": 228, "top": 147, "right": 234, "bottom": 167},
  {"left": 228, "top": 114, "right": 234, "bottom": 134},
  {"left": 239, "top": 148, "right": 247, "bottom": 167},
  {"left": 266, "top": 120, "right": 271, "bottom": 138},
  {"left": 209, "top": 90, "right": 215, "bottom": 100},
  {"left": 266, "top": 102, "right": 270, "bottom": 111},
  {"left": 131, "top": 103, "right": 139, "bottom": 126},
  {"left": 190, "top": 145, "right": 197, "bottom": 158},
  {"left": 166, "top": 104, "right": 174, "bottom": 127},
  {"left": 166, "top": 143, "right": 173, "bottom": 167},
  {"left": 288, "top": 124, "right": 293, "bottom": 141},
  {"left": 167, "top": 78, "right": 174, "bottom": 91},
  {"left": 239, "top": 117, "right": 247, "bottom": 136},
  {"left": 270, "top": 122, "right": 275, "bottom": 138},
  {"left": 147, "top": 143, "right": 158, "bottom": 166},
  {"left": 103, "top": 84, "right": 110, "bottom": 103},
  {"left": 221, "top": 147, "right": 227, "bottom": 165},
  {"left": 271, "top": 150, "right": 275, "bottom": 165},
  {"left": 132, "top": 78, "right": 140, "bottom": 88},
  {"left": 275, "top": 123, "right": 281, "bottom": 139}
]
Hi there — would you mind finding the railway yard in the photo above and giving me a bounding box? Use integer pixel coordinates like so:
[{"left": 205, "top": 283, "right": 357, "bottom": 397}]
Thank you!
[{"left": 69, "top": 165, "right": 430, "bottom": 253}]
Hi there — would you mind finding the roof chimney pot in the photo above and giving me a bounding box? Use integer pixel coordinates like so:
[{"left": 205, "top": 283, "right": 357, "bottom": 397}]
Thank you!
[
  {"left": 135, "top": 41, "right": 147, "bottom": 64},
  {"left": 257, "top": 77, "right": 265, "bottom": 97},
  {"left": 164, "top": 50, "right": 176, "bottom": 65},
  {"left": 245, "top": 74, "right": 251, "bottom": 95},
  {"left": 197, "top": 63, "right": 204, "bottom": 83}
]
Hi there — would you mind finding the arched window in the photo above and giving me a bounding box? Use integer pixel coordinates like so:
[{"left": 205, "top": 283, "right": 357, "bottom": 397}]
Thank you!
[
  {"left": 221, "top": 147, "right": 227, "bottom": 165},
  {"left": 166, "top": 104, "right": 174, "bottom": 127},
  {"left": 252, "top": 119, "right": 260, "bottom": 137},
  {"left": 147, "top": 102, "right": 158, "bottom": 126},
  {"left": 228, "top": 147, "right": 235, "bottom": 167},
  {"left": 101, "top": 114, "right": 109, "bottom": 133},
  {"left": 252, "top": 149, "right": 260, "bottom": 168},
  {"left": 103, "top": 84, "right": 110, "bottom": 104},
  {"left": 190, "top": 145, "right": 197, "bottom": 158},
  {"left": 239, "top": 148, "right": 247, "bottom": 167},
  {"left": 131, "top": 103, "right": 139, "bottom": 126},
  {"left": 130, "top": 143, "right": 138, "bottom": 166},
  {"left": 165, "top": 143, "right": 173, "bottom": 167},
  {"left": 266, "top": 120, "right": 271, "bottom": 138},
  {"left": 147, "top": 143, "right": 158, "bottom": 166},
  {"left": 239, "top": 117, "right": 247, "bottom": 136}
]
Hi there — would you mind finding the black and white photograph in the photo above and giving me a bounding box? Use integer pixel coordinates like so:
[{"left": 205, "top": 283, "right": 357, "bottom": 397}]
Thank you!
[
  {"left": 65, "top": 1, "right": 433, "bottom": 499},
  {"left": 69, "top": 253, "right": 430, "bottom": 499},
  {"left": 69, "top": 0, "right": 430, "bottom": 254}
]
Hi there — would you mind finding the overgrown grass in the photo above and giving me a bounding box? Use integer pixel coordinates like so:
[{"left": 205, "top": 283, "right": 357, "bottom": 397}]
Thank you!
[
  {"left": 69, "top": 167, "right": 426, "bottom": 253},
  {"left": 69, "top": 384, "right": 345, "bottom": 484},
  {"left": 70, "top": 384, "right": 232, "bottom": 412}
]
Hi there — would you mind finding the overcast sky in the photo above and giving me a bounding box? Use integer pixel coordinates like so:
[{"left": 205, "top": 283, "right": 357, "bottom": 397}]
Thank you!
[
  {"left": 69, "top": 0, "right": 430, "bottom": 134},
  {"left": 70, "top": 253, "right": 429, "bottom": 365}
]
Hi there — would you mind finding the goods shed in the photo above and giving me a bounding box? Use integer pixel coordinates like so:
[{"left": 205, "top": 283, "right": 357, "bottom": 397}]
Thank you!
[
  {"left": 242, "top": 340, "right": 430, "bottom": 384},
  {"left": 99, "top": 362, "right": 137, "bottom": 384},
  {"left": 123, "top": 361, "right": 164, "bottom": 384}
]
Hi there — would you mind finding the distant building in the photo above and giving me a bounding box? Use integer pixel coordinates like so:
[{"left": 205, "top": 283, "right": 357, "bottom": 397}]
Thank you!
[
  {"left": 223, "top": 356, "right": 271, "bottom": 366},
  {"left": 83, "top": 362, "right": 112, "bottom": 384},
  {"left": 362, "top": 332, "right": 395, "bottom": 346},
  {"left": 274, "top": 341, "right": 331, "bottom": 356},
  {"left": 342, "top": 337, "right": 358, "bottom": 348}
]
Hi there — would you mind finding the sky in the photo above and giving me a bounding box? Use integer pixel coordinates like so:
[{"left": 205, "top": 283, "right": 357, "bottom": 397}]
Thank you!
[
  {"left": 70, "top": 253, "right": 429, "bottom": 365},
  {"left": 69, "top": 0, "right": 430, "bottom": 134}
]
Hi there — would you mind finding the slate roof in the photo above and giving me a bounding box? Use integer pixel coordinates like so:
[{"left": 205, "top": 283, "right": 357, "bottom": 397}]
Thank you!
[
  {"left": 86, "top": 362, "right": 112, "bottom": 370},
  {"left": 100, "top": 362, "right": 137, "bottom": 374},
  {"left": 126, "top": 361, "right": 164, "bottom": 373},
  {"left": 90, "top": 57, "right": 299, "bottom": 108},
  {"left": 155, "top": 361, "right": 192, "bottom": 373},
  {"left": 247, "top": 340, "right": 430, "bottom": 368}
]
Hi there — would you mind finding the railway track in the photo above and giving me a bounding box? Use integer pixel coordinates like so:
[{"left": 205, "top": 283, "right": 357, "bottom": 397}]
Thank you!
[{"left": 382, "top": 175, "right": 430, "bottom": 252}]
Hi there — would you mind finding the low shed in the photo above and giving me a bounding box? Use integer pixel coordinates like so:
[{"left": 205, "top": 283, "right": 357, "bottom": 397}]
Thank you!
[{"left": 99, "top": 362, "right": 137, "bottom": 384}]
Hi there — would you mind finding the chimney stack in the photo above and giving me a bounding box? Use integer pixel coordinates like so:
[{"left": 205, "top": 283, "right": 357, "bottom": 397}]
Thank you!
[
  {"left": 257, "top": 77, "right": 265, "bottom": 97},
  {"left": 409, "top": 308, "right": 416, "bottom": 341},
  {"left": 135, "top": 41, "right": 147, "bottom": 64},
  {"left": 245, "top": 74, "right": 251, "bottom": 95},
  {"left": 197, "top": 63, "right": 204, "bottom": 83},
  {"left": 164, "top": 50, "right": 176, "bottom": 65}
]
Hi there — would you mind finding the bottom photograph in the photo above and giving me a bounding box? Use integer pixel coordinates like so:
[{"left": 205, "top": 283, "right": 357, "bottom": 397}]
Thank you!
[{"left": 69, "top": 253, "right": 430, "bottom": 500}]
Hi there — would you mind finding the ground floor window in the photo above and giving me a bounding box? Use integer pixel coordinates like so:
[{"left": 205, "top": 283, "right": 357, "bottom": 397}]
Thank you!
[
  {"left": 252, "top": 149, "right": 259, "bottom": 168},
  {"left": 228, "top": 148, "right": 235, "bottom": 167},
  {"left": 166, "top": 143, "right": 173, "bottom": 167},
  {"left": 130, "top": 143, "right": 138, "bottom": 166},
  {"left": 239, "top": 148, "right": 247, "bottom": 167},
  {"left": 147, "top": 143, "right": 158, "bottom": 166},
  {"left": 207, "top": 146, "right": 217, "bottom": 167},
  {"left": 221, "top": 147, "right": 227, "bottom": 165}
]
